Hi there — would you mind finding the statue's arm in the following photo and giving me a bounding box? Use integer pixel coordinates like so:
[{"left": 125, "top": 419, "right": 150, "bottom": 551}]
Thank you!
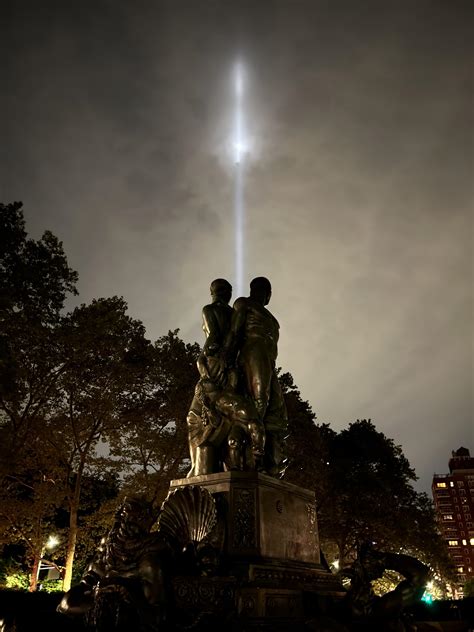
[
  {"left": 202, "top": 305, "right": 221, "bottom": 356},
  {"left": 378, "top": 551, "right": 429, "bottom": 586},
  {"left": 223, "top": 298, "right": 247, "bottom": 362},
  {"left": 371, "top": 550, "right": 430, "bottom": 616}
]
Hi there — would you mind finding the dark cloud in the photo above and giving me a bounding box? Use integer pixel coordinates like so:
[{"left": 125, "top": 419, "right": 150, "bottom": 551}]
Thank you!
[{"left": 2, "top": 0, "right": 472, "bottom": 491}]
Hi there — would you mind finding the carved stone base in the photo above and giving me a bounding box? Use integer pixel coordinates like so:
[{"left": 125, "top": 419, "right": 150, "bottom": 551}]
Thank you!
[
  {"left": 171, "top": 472, "right": 320, "bottom": 563},
  {"left": 169, "top": 472, "right": 344, "bottom": 625}
]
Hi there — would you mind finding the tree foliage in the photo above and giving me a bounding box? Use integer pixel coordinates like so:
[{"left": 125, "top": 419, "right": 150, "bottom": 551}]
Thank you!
[
  {"left": 321, "top": 419, "right": 453, "bottom": 580},
  {"left": 0, "top": 201, "right": 79, "bottom": 589},
  {"left": 45, "top": 296, "right": 151, "bottom": 589},
  {"left": 0, "top": 201, "right": 78, "bottom": 470},
  {"left": 0, "top": 204, "right": 202, "bottom": 587},
  {"left": 282, "top": 370, "right": 335, "bottom": 503},
  {"left": 0, "top": 441, "right": 66, "bottom": 591},
  {"left": 0, "top": 201, "right": 78, "bottom": 322},
  {"left": 110, "top": 330, "right": 200, "bottom": 503}
]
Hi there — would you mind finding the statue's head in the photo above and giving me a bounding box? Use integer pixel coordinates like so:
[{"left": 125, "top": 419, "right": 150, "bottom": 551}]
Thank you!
[
  {"left": 210, "top": 278, "right": 232, "bottom": 304},
  {"left": 250, "top": 277, "right": 272, "bottom": 305}
]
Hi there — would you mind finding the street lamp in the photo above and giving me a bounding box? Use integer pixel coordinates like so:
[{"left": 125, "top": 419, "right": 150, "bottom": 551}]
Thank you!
[{"left": 36, "top": 534, "right": 60, "bottom": 586}]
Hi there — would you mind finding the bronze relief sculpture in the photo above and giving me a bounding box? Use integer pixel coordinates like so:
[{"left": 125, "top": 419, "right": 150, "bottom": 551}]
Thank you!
[{"left": 186, "top": 276, "right": 288, "bottom": 478}]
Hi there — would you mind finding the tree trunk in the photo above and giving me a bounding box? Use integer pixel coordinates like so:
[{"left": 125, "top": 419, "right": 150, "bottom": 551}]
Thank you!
[
  {"left": 62, "top": 501, "right": 78, "bottom": 591},
  {"left": 337, "top": 538, "right": 346, "bottom": 568},
  {"left": 29, "top": 551, "right": 41, "bottom": 592},
  {"left": 62, "top": 458, "right": 85, "bottom": 591},
  {"left": 29, "top": 511, "right": 44, "bottom": 592}
]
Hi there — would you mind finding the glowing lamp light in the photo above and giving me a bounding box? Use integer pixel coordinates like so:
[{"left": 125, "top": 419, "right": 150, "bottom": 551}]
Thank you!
[{"left": 46, "top": 535, "right": 59, "bottom": 550}]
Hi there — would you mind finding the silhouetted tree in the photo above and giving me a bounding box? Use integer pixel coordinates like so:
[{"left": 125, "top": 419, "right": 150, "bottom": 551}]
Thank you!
[
  {"left": 0, "top": 201, "right": 78, "bottom": 473},
  {"left": 45, "top": 297, "right": 150, "bottom": 590},
  {"left": 111, "top": 330, "right": 200, "bottom": 503},
  {"left": 294, "top": 417, "right": 453, "bottom": 579},
  {"left": 319, "top": 419, "right": 417, "bottom": 564},
  {"left": 0, "top": 201, "right": 79, "bottom": 589},
  {"left": 282, "top": 370, "right": 335, "bottom": 506}
]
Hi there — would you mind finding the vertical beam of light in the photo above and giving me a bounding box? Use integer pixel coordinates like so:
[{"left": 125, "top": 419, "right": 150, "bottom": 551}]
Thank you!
[
  {"left": 235, "top": 157, "right": 244, "bottom": 297},
  {"left": 233, "top": 62, "right": 245, "bottom": 297}
]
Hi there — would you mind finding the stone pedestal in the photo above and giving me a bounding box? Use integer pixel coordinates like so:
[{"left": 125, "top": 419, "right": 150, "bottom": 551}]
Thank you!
[{"left": 169, "top": 472, "right": 344, "bottom": 627}]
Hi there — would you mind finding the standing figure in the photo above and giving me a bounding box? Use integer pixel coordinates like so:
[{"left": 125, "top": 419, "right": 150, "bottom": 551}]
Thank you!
[
  {"left": 223, "top": 277, "right": 288, "bottom": 475},
  {"left": 198, "top": 278, "right": 233, "bottom": 385},
  {"left": 186, "top": 279, "right": 234, "bottom": 477}
]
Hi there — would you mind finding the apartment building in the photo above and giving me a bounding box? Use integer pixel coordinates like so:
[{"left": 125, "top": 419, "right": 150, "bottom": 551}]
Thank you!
[{"left": 432, "top": 447, "right": 474, "bottom": 594}]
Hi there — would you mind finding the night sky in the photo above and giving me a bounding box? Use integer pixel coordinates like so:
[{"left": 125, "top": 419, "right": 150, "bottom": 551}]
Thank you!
[{"left": 3, "top": 0, "right": 472, "bottom": 492}]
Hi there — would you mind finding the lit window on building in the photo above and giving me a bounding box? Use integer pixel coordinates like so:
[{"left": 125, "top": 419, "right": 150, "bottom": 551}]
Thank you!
[
  {"left": 470, "top": 538, "right": 474, "bottom": 545},
  {"left": 444, "top": 515, "right": 454, "bottom": 520},
  {"left": 463, "top": 539, "right": 468, "bottom": 545},
  {"left": 449, "top": 540, "right": 459, "bottom": 546},
  {"left": 437, "top": 482, "right": 447, "bottom": 488},
  {"left": 450, "top": 481, "right": 455, "bottom": 487}
]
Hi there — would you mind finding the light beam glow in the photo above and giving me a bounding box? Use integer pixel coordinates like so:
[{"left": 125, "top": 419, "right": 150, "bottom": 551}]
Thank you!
[{"left": 233, "top": 61, "right": 245, "bottom": 296}]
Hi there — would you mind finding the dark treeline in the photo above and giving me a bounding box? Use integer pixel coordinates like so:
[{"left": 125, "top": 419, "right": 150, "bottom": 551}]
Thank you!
[{"left": 0, "top": 202, "right": 453, "bottom": 595}]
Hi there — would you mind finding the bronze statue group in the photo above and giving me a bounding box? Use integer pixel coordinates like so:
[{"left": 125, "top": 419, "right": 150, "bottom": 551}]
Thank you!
[{"left": 187, "top": 276, "right": 288, "bottom": 478}]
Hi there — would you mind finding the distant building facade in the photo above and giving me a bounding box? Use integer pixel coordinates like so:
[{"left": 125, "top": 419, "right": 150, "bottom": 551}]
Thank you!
[{"left": 432, "top": 447, "right": 474, "bottom": 595}]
